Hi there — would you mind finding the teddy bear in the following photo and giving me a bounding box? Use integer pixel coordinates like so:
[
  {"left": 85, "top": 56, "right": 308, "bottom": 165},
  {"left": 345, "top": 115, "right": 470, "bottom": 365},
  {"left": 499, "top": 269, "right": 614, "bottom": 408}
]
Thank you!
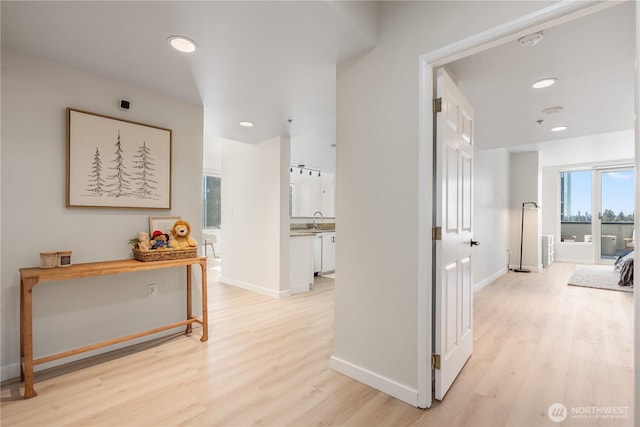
[
  {"left": 150, "top": 230, "right": 171, "bottom": 250},
  {"left": 136, "top": 231, "right": 151, "bottom": 251},
  {"left": 170, "top": 220, "right": 197, "bottom": 249}
]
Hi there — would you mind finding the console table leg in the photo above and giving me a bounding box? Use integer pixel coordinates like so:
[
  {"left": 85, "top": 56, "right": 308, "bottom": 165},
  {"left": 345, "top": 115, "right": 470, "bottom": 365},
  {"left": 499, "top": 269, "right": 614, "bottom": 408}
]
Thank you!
[
  {"left": 20, "top": 280, "right": 25, "bottom": 382},
  {"left": 200, "top": 260, "right": 208, "bottom": 342},
  {"left": 21, "top": 278, "right": 37, "bottom": 398},
  {"left": 186, "top": 265, "right": 193, "bottom": 334}
]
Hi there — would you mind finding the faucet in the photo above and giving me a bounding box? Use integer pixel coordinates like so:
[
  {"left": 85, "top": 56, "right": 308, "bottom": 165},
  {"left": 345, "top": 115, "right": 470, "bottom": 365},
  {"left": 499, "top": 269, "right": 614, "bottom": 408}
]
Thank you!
[{"left": 312, "top": 211, "right": 323, "bottom": 229}]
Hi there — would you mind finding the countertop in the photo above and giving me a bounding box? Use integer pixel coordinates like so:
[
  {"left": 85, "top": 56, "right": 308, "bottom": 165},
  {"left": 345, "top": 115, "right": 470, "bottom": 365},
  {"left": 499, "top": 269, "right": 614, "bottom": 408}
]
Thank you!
[{"left": 290, "top": 228, "right": 335, "bottom": 237}]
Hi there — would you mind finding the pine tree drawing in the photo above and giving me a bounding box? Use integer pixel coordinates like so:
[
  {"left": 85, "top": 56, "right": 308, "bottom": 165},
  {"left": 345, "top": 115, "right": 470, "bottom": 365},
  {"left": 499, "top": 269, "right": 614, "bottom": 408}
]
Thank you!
[
  {"left": 86, "top": 147, "right": 105, "bottom": 196},
  {"left": 105, "top": 130, "right": 131, "bottom": 197},
  {"left": 132, "top": 141, "right": 159, "bottom": 199}
]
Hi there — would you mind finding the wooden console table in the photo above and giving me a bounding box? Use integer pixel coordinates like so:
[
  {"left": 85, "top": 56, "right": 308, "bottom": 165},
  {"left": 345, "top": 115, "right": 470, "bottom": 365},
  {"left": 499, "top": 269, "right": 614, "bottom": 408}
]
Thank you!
[{"left": 19, "top": 256, "right": 208, "bottom": 399}]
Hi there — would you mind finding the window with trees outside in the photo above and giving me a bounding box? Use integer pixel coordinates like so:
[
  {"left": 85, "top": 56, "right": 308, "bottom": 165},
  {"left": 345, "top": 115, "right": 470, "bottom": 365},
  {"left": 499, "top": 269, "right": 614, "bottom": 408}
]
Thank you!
[
  {"left": 560, "top": 168, "right": 635, "bottom": 253},
  {"left": 203, "top": 175, "right": 221, "bottom": 229},
  {"left": 600, "top": 168, "right": 635, "bottom": 258}
]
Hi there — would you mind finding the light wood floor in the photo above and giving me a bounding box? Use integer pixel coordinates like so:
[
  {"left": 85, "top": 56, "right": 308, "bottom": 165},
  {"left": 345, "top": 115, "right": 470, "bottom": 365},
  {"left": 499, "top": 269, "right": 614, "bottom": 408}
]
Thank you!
[{"left": 1, "top": 262, "right": 634, "bottom": 426}]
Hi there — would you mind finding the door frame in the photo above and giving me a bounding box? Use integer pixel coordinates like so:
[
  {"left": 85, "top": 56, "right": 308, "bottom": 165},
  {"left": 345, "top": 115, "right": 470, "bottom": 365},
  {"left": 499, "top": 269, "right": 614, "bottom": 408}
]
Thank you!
[{"left": 416, "top": 1, "right": 629, "bottom": 409}]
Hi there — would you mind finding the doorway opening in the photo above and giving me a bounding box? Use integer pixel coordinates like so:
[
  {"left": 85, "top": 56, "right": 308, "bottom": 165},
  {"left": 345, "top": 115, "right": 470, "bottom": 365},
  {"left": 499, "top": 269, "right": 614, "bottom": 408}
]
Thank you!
[{"left": 418, "top": 0, "right": 637, "bottom": 410}]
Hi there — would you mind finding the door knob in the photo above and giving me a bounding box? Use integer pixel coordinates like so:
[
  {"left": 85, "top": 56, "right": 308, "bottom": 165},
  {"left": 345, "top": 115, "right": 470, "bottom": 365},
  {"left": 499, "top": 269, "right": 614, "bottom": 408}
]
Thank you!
[{"left": 470, "top": 240, "right": 480, "bottom": 247}]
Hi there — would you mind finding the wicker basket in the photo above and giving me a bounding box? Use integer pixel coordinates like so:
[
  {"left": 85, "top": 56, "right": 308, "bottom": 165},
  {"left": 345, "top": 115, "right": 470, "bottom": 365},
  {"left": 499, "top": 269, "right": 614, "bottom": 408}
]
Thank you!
[{"left": 132, "top": 247, "right": 197, "bottom": 262}]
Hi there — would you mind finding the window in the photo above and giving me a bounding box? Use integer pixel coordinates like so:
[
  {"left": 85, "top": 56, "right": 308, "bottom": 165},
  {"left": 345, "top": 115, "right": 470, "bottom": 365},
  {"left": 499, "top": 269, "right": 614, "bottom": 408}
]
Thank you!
[
  {"left": 600, "top": 168, "right": 635, "bottom": 258},
  {"left": 560, "top": 170, "right": 592, "bottom": 242},
  {"left": 601, "top": 169, "right": 635, "bottom": 223},
  {"left": 203, "top": 175, "right": 221, "bottom": 228}
]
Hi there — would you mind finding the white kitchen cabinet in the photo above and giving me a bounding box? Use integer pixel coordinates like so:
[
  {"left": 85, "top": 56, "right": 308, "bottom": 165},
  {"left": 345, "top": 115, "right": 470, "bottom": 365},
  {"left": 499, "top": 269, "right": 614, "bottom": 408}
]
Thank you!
[
  {"left": 313, "top": 234, "right": 322, "bottom": 274},
  {"left": 290, "top": 235, "right": 314, "bottom": 294},
  {"left": 321, "top": 232, "right": 335, "bottom": 273}
]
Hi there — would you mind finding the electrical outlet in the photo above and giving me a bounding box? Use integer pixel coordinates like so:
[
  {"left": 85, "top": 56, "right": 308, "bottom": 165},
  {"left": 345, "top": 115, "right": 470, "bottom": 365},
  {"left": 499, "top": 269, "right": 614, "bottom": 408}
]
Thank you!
[{"left": 147, "top": 284, "right": 158, "bottom": 297}]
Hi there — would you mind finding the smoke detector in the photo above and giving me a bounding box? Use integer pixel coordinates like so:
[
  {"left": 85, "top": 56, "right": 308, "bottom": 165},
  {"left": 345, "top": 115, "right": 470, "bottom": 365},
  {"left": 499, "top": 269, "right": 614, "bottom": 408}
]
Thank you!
[
  {"left": 542, "top": 106, "right": 564, "bottom": 115},
  {"left": 518, "top": 31, "right": 544, "bottom": 47}
]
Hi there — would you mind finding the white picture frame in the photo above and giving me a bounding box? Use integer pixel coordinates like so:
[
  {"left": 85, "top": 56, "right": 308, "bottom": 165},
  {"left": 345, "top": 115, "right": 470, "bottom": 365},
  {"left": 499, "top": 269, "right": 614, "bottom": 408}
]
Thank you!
[{"left": 149, "top": 215, "right": 182, "bottom": 236}]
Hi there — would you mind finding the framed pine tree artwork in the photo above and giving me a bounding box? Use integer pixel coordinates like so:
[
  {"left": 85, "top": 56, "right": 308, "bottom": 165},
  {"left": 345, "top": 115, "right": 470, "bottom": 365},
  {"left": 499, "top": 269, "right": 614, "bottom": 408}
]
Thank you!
[{"left": 66, "top": 108, "right": 172, "bottom": 209}]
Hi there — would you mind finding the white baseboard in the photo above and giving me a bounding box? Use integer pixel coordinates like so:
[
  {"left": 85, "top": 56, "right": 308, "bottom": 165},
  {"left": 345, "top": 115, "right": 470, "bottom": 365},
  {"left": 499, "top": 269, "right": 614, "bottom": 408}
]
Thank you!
[
  {"left": 474, "top": 268, "right": 507, "bottom": 292},
  {"left": 329, "top": 355, "right": 418, "bottom": 407},
  {"left": 508, "top": 264, "right": 541, "bottom": 272},
  {"left": 2, "top": 363, "right": 20, "bottom": 382},
  {"left": 290, "top": 283, "right": 310, "bottom": 295},
  {"left": 554, "top": 258, "right": 593, "bottom": 264},
  {"left": 220, "top": 276, "right": 291, "bottom": 299}
]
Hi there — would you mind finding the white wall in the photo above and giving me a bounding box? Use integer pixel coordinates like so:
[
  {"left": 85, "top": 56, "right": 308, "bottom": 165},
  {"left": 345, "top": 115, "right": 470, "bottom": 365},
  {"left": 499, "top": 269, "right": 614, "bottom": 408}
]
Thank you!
[
  {"left": 290, "top": 176, "right": 336, "bottom": 218},
  {"left": 334, "top": 0, "right": 552, "bottom": 406},
  {"left": 473, "top": 148, "right": 510, "bottom": 289},
  {"left": 509, "top": 151, "right": 542, "bottom": 271},
  {"left": 203, "top": 137, "right": 223, "bottom": 176},
  {"left": 220, "top": 136, "right": 290, "bottom": 298},
  {"left": 634, "top": 6, "right": 639, "bottom": 420},
  {"left": 537, "top": 130, "right": 634, "bottom": 167},
  {"left": 0, "top": 9, "right": 3, "bottom": 387},
  {"left": 0, "top": 49, "right": 204, "bottom": 380}
]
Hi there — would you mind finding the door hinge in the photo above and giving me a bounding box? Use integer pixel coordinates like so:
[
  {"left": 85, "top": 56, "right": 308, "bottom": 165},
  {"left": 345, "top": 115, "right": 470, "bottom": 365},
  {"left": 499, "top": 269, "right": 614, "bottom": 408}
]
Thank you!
[
  {"left": 432, "top": 354, "right": 441, "bottom": 370},
  {"left": 433, "top": 97, "right": 442, "bottom": 113},
  {"left": 432, "top": 226, "right": 442, "bottom": 241}
]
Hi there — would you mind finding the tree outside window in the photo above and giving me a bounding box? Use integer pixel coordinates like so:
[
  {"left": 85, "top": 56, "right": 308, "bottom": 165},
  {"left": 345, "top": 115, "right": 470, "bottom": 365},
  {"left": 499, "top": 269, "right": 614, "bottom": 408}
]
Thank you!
[{"left": 203, "top": 175, "right": 221, "bottom": 228}]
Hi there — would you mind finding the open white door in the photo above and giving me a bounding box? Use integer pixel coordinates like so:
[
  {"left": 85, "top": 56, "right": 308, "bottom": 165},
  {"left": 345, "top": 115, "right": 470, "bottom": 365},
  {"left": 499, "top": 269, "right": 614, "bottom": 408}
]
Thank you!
[{"left": 433, "top": 68, "right": 475, "bottom": 400}]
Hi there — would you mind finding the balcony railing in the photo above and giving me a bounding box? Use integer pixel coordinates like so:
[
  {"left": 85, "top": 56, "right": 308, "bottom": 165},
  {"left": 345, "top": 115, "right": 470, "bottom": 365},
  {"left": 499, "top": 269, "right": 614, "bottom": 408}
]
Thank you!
[{"left": 560, "top": 221, "right": 634, "bottom": 257}]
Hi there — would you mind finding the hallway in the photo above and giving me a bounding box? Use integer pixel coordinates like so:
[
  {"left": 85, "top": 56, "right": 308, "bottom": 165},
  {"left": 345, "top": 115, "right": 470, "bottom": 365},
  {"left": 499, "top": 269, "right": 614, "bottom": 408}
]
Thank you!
[{"left": 1, "top": 262, "right": 633, "bottom": 426}]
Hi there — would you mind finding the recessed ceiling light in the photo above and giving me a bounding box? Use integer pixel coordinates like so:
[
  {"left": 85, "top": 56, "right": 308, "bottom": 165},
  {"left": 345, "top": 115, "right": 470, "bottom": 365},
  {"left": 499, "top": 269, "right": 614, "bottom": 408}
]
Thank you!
[
  {"left": 167, "top": 36, "right": 197, "bottom": 53},
  {"left": 239, "top": 121, "right": 254, "bottom": 127},
  {"left": 551, "top": 126, "right": 568, "bottom": 132},
  {"left": 532, "top": 78, "right": 558, "bottom": 89}
]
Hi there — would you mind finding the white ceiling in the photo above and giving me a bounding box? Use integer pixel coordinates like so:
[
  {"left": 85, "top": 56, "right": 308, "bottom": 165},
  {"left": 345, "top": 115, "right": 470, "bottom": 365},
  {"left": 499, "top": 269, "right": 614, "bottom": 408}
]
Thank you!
[
  {"left": 1, "top": 1, "right": 636, "bottom": 171},
  {"left": 446, "top": 1, "right": 635, "bottom": 151},
  {"left": 1, "top": 1, "right": 379, "bottom": 173}
]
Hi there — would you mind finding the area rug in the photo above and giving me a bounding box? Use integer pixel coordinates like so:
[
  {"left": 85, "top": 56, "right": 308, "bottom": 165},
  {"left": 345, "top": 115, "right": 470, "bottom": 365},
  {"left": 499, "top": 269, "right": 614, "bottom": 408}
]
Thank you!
[{"left": 568, "top": 264, "right": 633, "bottom": 293}]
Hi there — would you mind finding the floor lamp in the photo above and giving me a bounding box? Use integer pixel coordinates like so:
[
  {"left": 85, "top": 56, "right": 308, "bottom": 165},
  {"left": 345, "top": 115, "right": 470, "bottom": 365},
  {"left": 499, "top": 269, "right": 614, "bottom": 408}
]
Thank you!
[{"left": 514, "top": 201, "right": 540, "bottom": 273}]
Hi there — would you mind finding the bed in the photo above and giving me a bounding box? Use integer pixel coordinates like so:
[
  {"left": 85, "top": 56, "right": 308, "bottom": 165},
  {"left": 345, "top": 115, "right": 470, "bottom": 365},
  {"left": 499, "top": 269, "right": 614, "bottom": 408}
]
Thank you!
[{"left": 614, "top": 250, "right": 634, "bottom": 287}]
